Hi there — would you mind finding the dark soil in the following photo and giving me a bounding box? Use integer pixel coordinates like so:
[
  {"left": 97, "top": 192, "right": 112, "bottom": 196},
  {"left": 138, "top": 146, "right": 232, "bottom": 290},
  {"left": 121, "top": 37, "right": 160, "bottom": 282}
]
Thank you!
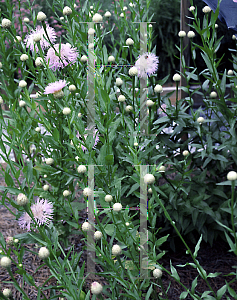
[{"left": 0, "top": 163, "right": 237, "bottom": 299}]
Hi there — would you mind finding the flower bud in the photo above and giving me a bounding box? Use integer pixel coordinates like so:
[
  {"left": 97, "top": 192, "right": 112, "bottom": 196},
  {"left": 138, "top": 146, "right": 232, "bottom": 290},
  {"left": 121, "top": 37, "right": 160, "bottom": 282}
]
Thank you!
[
  {"left": 187, "top": 31, "right": 195, "bottom": 38},
  {"left": 43, "top": 184, "right": 49, "bottom": 191},
  {"left": 183, "top": 150, "right": 189, "bottom": 156},
  {"left": 126, "top": 38, "right": 134, "bottom": 46},
  {"left": 37, "top": 11, "right": 46, "bottom": 21},
  {"left": 19, "top": 100, "right": 26, "bottom": 107},
  {"left": 197, "top": 117, "right": 205, "bottom": 124},
  {"left": 20, "top": 54, "right": 29, "bottom": 61},
  {"left": 63, "top": 6, "right": 72, "bottom": 16},
  {"left": 154, "top": 84, "right": 163, "bottom": 93},
  {"left": 153, "top": 268, "right": 162, "bottom": 278},
  {"left": 105, "top": 194, "right": 113, "bottom": 202},
  {"left": 94, "top": 231, "right": 102, "bottom": 240},
  {"left": 125, "top": 105, "right": 133, "bottom": 112},
  {"left": 178, "top": 31, "right": 186, "bottom": 38},
  {"left": 45, "top": 158, "right": 54, "bottom": 165},
  {"left": 83, "top": 187, "right": 93, "bottom": 197},
  {"left": 104, "top": 11, "right": 111, "bottom": 17},
  {"left": 3, "top": 288, "right": 12, "bottom": 297},
  {"left": 210, "top": 91, "right": 217, "bottom": 98},
  {"left": 38, "top": 247, "right": 50, "bottom": 259},
  {"left": 0, "top": 256, "right": 11, "bottom": 268},
  {"left": 35, "top": 57, "right": 44, "bottom": 67},
  {"left": 202, "top": 6, "right": 212, "bottom": 13},
  {"left": 173, "top": 73, "right": 181, "bottom": 81},
  {"left": 82, "top": 221, "right": 92, "bottom": 232},
  {"left": 147, "top": 99, "right": 154, "bottom": 107},
  {"left": 2, "top": 18, "right": 12, "bottom": 28},
  {"left": 227, "top": 171, "right": 237, "bottom": 181},
  {"left": 118, "top": 95, "right": 125, "bottom": 102},
  {"left": 19, "top": 80, "right": 27, "bottom": 88},
  {"left": 62, "top": 107, "right": 71, "bottom": 115},
  {"left": 91, "top": 282, "right": 103, "bottom": 295},
  {"left": 17, "top": 193, "right": 28, "bottom": 206},
  {"left": 92, "top": 13, "right": 103, "bottom": 22},
  {"left": 112, "top": 244, "right": 122, "bottom": 256},
  {"left": 116, "top": 78, "right": 123, "bottom": 86},
  {"left": 113, "top": 203, "right": 122, "bottom": 212},
  {"left": 108, "top": 55, "right": 115, "bottom": 62},
  {"left": 129, "top": 66, "right": 138, "bottom": 76},
  {"left": 81, "top": 55, "right": 88, "bottom": 62},
  {"left": 144, "top": 174, "right": 155, "bottom": 184},
  {"left": 77, "top": 165, "right": 87, "bottom": 173}
]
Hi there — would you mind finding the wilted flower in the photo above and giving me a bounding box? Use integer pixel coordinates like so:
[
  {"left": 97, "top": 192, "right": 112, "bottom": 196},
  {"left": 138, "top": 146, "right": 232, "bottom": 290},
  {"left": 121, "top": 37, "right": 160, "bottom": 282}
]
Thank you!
[
  {"left": 135, "top": 52, "right": 159, "bottom": 78},
  {"left": 46, "top": 43, "right": 78, "bottom": 71},
  {"left": 24, "top": 25, "right": 56, "bottom": 53},
  {"left": 91, "top": 282, "right": 103, "bottom": 295},
  {"left": 44, "top": 80, "right": 67, "bottom": 98},
  {"left": 76, "top": 127, "right": 99, "bottom": 151}
]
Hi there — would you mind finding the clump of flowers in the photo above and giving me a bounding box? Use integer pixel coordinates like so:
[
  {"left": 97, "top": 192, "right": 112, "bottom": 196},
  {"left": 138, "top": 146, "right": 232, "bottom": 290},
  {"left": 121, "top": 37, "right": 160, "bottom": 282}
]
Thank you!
[
  {"left": 134, "top": 52, "right": 159, "bottom": 78},
  {"left": 46, "top": 43, "right": 78, "bottom": 71},
  {"left": 18, "top": 198, "right": 54, "bottom": 232},
  {"left": 24, "top": 25, "right": 56, "bottom": 53}
]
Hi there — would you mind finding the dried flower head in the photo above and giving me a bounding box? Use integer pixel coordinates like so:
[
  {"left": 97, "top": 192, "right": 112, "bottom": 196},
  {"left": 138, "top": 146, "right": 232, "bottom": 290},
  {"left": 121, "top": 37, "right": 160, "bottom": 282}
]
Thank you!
[
  {"left": 135, "top": 52, "right": 159, "bottom": 78},
  {"left": 46, "top": 43, "right": 78, "bottom": 71}
]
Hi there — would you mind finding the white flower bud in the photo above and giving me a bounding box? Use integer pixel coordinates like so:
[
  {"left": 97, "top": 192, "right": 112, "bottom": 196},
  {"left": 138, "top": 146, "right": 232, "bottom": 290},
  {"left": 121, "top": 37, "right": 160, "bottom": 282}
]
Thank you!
[
  {"left": 44, "top": 174, "right": 47, "bottom": 178},
  {"left": 81, "top": 55, "right": 88, "bottom": 62},
  {"left": 82, "top": 221, "right": 92, "bottom": 232},
  {"left": 19, "top": 100, "right": 26, "bottom": 107},
  {"left": 158, "top": 166, "right": 166, "bottom": 172},
  {"left": 14, "top": 239, "right": 19, "bottom": 243},
  {"left": 144, "top": 174, "right": 155, "bottom": 184},
  {"left": 88, "top": 43, "right": 94, "bottom": 49},
  {"left": 108, "top": 55, "right": 115, "bottom": 63},
  {"left": 187, "top": 31, "right": 195, "bottom": 38},
  {"left": 178, "top": 31, "right": 186, "bottom": 38},
  {"left": 23, "top": 17, "right": 30, "bottom": 23},
  {"left": 3, "top": 288, "right": 12, "bottom": 297},
  {"left": 183, "top": 150, "right": 189, "bottom": 156},
  {"left": 116, "top": 78, "right": 123, "bottom": 86},
  {"left": 45, "top": 158, "right": 54, "bottom": 165},
  {"left": 118, "top": 95, "right": 125, "bottom": 102},
  {"left": 120, "top": 13, "right": 124, "bottom": 17},
  {"left": 113, "top": 203, "right": 122, "bottom": 212},
  {"left": 62, "top": 107, "right": 71, "bottom": 115},
  {"left": 134, "top": 142, "right": 138, "bottom": 146},
  {"left": 77, "top": 165, "right": 87, "bottom": 173},
  {"left": 37, "top": 11, "right": 46, "bottom": 21},
  {"left": 129, "top": 66, "right": 138, "bottom": 76},
  {"left": 232, "top": 35, "right": 236, "bottom": 40},
  {"left": 215, "top": 24, "right": 218, "bottom": 29},
  {"left": 227, "top": 171, "right": 237, "bottom": 181},
  {"left": 210, "top": 91, "right": 217, "bottom": 98},
  {"left": 153, "top": 268, "right": 162, "bottom": 278},
  {"left": 63, "top": 190, "right": 70, "bottom": 197},
  {"left": 173, "top": 73, "right": 181, "bottom": 81},
  {"left": 0, "top": 96, "right": 3, "bottom": 104},
  {"left": 94, "top": 231, "right": 102, "bottom": 240},
  {"left": 19, "top": 80, "right": 27, "bottom": 88},
  {"left": 0, "top": 256, "right": 11, "bottom": 268},
  {"left": 15, "top": 35, "right": 22, "bottom": 42},
  {"left": 125, "top": 105, "right": 133, "bottom": 112},
  {"left": 35, "top": 127, "right": 41, "bottom": 132},
  {"left": 33, "top": 33, "right": 41, "bottom": 42},
  {"left": 197, "top": 117, "right": 205, "bottom": 124},
  {"left": 202, "top": 6, "right": 212, "bottom": 13},
  {"left": 91, "top": 282, "right": 103, "bottom": 295},
  {"left": 154, "top": 84, "right": 163, "bottom": 93},
  {"left": 78, "top": 112, "right": 82, "bottom": 118},
  {"left": 63, "top": 6, "right": 72, "bottom": 16},
  {"left": 2, "top": 18, "right": 12, "bottom": 28},
  {"left": 83, "top": 187, "right": 93, "bottom": 197},
  {"left": 148, "top": 188, "right": 152, "bottom": 194},
  {"left": 104, "top": 11, "right": 111, "bottom": 17},
  {"left": 126, "top": 38, "right": 134, "bottom": 46},
  {"left": 189, "top": 6, "right": 195, "bottom": 11},
  {"left": 43, "top": 184, "right": 49, "bottom": 191},
  {"left": 125, "top": 222, "right": 130, "bottom": 226},
  {"left": 105, "top": 194, "right": 113, "bottom": 202},
  {"left": 112, "top": 244, "right": 122, "bottom": 256},
  {"left": 123, "top": 6, "right": 127, "bottom": 11},
  {"left": 35, "top": 57, "right": 44, "bottom": 67},
  {"left": 38, "top": 247, "right": 50, "bottom": 259},
  {"left": 20, "top": 54, "right": 29, "bottom": 61},
  {"left": 147, "top": 99, "right": 154, "bottom": 107},
  {"left": 92, "top": 13, "right": 103, "bottom": 22},
  {"left": 227, "top": 70, "right": 234, "bottom": 76},
  {"left": 88, "top": 28, "right": 95, "bottom": 35},
  {"left": 17, "top": 193, "right": 28, "bottom": 206}
]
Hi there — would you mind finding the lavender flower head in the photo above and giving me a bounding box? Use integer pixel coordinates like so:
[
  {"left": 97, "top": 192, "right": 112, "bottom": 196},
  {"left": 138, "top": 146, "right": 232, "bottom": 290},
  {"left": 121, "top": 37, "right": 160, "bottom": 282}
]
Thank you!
[
  {"left": 18, "top": 198, "right": 54, "bottom": 232},
  {"left": 24, "top": 24, "right": 56, "bottom": 53},
  {"left": 135, "top": 52, "right": 159, "bottom": 78},
  {"left": 46, "top": 43, "right": 78, "bottom": 71},
  {"left": 76, "top": 127, "right": 100, "bottom": 151},
  {"left": 44, "top": 80, "right": 66, "bottom": 98}
]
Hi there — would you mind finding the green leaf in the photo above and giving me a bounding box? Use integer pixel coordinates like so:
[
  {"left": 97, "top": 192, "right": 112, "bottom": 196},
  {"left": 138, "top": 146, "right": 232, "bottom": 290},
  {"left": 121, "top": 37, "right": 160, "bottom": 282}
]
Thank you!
[
  {"left": 180, "top": 291, "right": 189, "bottom": 299},
  {"left": 104, "top": 224, "right": 115, "bottom": 236},
  {"left": 145, "top": 285, "right": 153, "bottom": 300},
  {"left": 170, "top": 260, "right": 180, "bottom": 281},
  {"left": 193, "top": 235, "right": 202, "bottom": 258}
]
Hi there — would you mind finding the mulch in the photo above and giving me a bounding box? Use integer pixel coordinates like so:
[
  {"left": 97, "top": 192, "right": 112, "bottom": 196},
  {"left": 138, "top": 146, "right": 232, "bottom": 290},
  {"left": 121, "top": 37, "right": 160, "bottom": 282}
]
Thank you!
[{"left": 0, "top": 163, "right": 237, "bottom": 299}]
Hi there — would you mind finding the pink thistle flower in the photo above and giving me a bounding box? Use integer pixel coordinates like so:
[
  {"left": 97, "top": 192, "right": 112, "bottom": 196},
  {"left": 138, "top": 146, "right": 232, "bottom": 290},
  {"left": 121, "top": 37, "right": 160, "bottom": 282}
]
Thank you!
[
  {"left": 24, "top": 25, "right": 57, "bottom": 53},
  {"left": 135, "top": 52, "right": 159, "bottom": 78},
  {"left": 76, "top": 127, "right": 100, "bottom": 151},
  {"left": 18, "top": 198, "right": 54, "bottom": 232},
  {"left": 45, "top": 43, "right": 78, "bottom": 71},
  {"left": 44, "top": 80, "right": 67, "bottom": 95}
]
